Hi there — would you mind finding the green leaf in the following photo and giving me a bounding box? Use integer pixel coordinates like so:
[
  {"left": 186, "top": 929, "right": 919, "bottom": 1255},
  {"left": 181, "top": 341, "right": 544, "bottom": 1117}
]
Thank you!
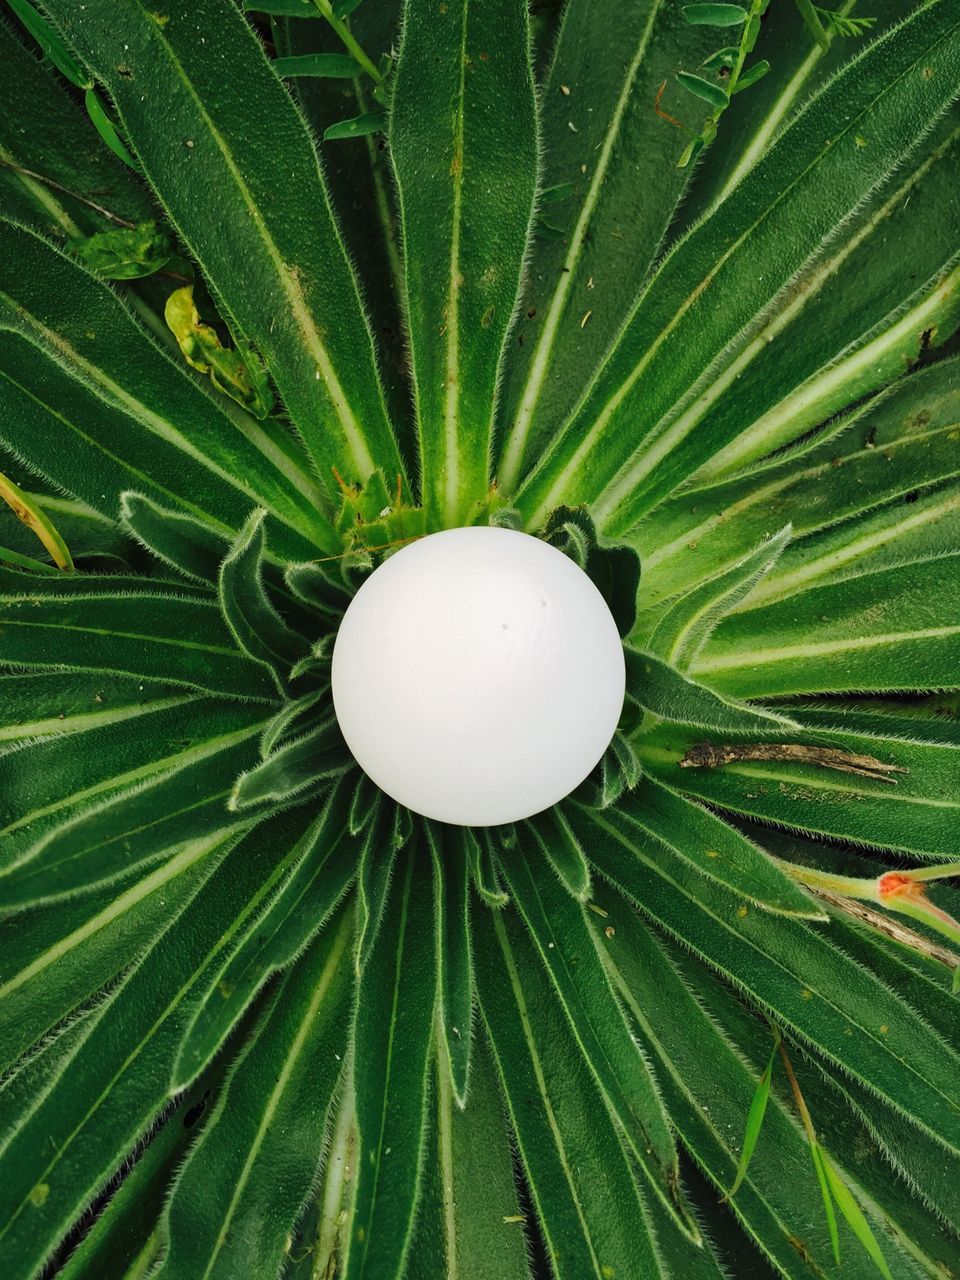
[
  {"left": 120, "top": 491, "right": 228, "bottom": 585},
  {"left": 515, "top": 4, "right": 960, "bottom": 533},
  {"left": 347, "top": 841, "right": 437, "bottom": 1280},
  {"left": 0, "top": 700, "right": 266, "bottom": 909},
  {"left": 683, "top": 3, "right": 749, "bottom": 25},
  {"left": 693, "top": 552, "right": 960, "bottom": 696},
  {"left": 323, "top": 108, "right": 385, "bottom": 140},
  {"left": 258, "top": 687, "right": 330, "bottom": 758},
  {"left": 427, "top": 822, "right": 474, "bottom": 1106},
  {"left": 725, "top": 1030, "right": 778, "bottom": 1198},
  {"left": 57, "top": 1051, "right": 236, "bottom": 1280},
  {"left": 68, "top": 218, "right": 172, "bottom": 279},
  {"left": 229, "top": 717, "right": 348, "bottom": 810},
  {"left": 218, "top": 510, "right": 308, "bottom": 687},
  {"left": 648, "top": 525, "right": 791, "bottom": 669},
  {"left": 624, "top": 648, "right": 798, "bottom": 734},
  {"left": 172, "top": 783, "right": 357, "bottom": 1088},
  {"left": 157, "top": 908, "right": 353, "bottom": 1280},
  {"left": 495, "top": 847, "right": 693, "bottom": 1241},
  {"left": 574, "top": 803, "right": 960, "bottom": 1158},
  {"left": 0, "top": 568, "right": 277, "bottom": 700},
  {"left": 0, "top": 21, "right": 151, "bottom": 239},
  {"left": 274, "top": 1, "right": 413, "bottom": 469},
  {"left": 475, "top": 905, "right": 667, "bottom": 1279},
  {"left": 274, "top": 51, "right": 360, "bottom": 77},
  {"left": 526, "top": 807, "right": 591, "bottom": 901},
  {"left": 467, "top": 827, "right": 508, "bottom": 907},
  {"left": 648, "top": 707, "right": 960, "bottom": 860},
  {"left": 795, "top": 0, "right": 830, "bottom": 50},
  {"left": 632, "top": 357, "right": 960, "bottom": 621},
  {"left": 390, "top": 0, "right": 538, "bottom": 526},
  {"left": 676, "top": 70, "right": 730, "bottom": 108},
  {"left": 6, "top": 0, "right": 89, "bottom": 88},
  {"left": 0, "top": 826, "right": 228, "bottom": 1073},
  {"left": 83, "top": 87, "right": 139, "bottom": 171},
  {"left": 164, "top": 285, "right": 275, "bottom": 419},
  {"left": 733, "top": 57, "right": 771, "bottom": 91},
  {"left": 496, "top": 1, "right": 716, "bottom": 491},
  {"left": 593, "top": 897, "right": 930, "bottom": 1278},
  {"left": 0, "top": 220, "right": 334, "bottom": 558},
  {"left": 808, "top": 1142, "right": 841, "bottom": 1262},
  {"left": 0, "top": 810, "right": 311, "bottom": 1278},
  {"left": 43, "top": 0, "right": 406, "bottom": 497},
  {"left": 619, "top": 777, "right": 823, "bottom": 918},
  {"left": 818, "top": 1145, "right": 894, "bottom": 1280},
  {"left": 409, "top": 1037, "right": 531, "bottom": 1280},
  {"left": 355, "top": 805, "right": 400, "bottom": 969}
]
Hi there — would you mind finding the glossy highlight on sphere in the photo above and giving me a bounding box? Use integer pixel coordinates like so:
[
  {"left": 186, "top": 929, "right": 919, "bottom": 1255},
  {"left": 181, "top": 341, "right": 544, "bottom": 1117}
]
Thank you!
[{"left": 331, "top": 527, "right": 626, "bottom": 826}]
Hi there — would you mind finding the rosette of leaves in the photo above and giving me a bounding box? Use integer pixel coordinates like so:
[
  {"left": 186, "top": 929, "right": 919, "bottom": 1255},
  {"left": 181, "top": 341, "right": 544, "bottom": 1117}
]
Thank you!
[{"left": 1, "top": 2, "right": 960, "bottom": 1279}]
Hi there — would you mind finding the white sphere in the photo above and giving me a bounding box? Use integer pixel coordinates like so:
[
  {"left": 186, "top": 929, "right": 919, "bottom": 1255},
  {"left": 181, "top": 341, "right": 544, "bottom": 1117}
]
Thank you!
[{"left": 331, "top": 526, "right": 625, "bottom": 826}]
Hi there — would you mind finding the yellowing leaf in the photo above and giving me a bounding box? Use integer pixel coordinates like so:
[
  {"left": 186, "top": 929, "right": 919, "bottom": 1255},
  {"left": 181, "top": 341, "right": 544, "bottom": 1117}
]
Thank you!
[
  {"left": 164, "top": 285, "right": 275, "bottom": 418},
  {"left": 0, "top": 470, "right": 73, "bottom": 571}
]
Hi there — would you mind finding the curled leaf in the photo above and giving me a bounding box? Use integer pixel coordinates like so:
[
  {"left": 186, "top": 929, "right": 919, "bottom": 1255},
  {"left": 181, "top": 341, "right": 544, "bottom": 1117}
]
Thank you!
[{"left": 164, "top": 285, "right": 275, "bottom": 418}]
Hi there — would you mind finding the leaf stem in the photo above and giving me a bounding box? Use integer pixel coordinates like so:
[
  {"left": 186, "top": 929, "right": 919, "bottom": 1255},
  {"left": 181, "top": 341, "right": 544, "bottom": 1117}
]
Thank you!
[{"left": 312, "top": 1, "right": 382, "bottom": 84}]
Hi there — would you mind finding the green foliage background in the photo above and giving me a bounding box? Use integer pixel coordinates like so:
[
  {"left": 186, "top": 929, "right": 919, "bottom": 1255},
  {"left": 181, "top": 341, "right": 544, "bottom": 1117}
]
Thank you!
[{"left": 0, "top": 1, "right": 959, "bottom": 1278}]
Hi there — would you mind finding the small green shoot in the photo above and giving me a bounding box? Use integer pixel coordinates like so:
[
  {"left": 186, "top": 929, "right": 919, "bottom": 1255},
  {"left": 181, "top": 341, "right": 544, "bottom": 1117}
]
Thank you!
[
  {"left": 725, "top": 1023, "right": 779, "bottom": 1199},
  {"left": 675, "top": 0, "right": 876, "bottom": 165},
  {"left": 84, "top": 88, "right": 140, "bottom": 171},
  {"left": 779, "top": 1039, "right": 892, "bottom": 1278}
]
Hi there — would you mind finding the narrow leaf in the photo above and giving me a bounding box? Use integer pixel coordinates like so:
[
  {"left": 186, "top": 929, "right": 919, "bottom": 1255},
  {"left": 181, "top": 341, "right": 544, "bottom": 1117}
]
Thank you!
[
  {"left": 683, "top": 3, "right": 749, "bottom": 25},
  {"left": 726, "top": 1031, "right": 778, "bottom": 1198},
  {"left": 229, "top": 717, "right": 348, "bottom": 810},
  {"left": 525, "top": 807, "right": 591, "bottom": 901},
  {"left": 625, "top": 648, "right": 798, "bottom": 733},
  {"left": 83, "top": 87, "right": 138, "bottom": 170},
  {"left": 323, "top": 109, "right": 385, "bottom": 140},
  {"left": 347, "top": 841, "right": 437, "bottom": 1280},
  {"left": 274, "top": 52, "right": 360, "bottom": 77},
  {"left": 475, "top": 906, "right": 666, "bottom": 1279},
  {"left": 649, "top": 525, "right": 791, "bottom": 669},
  {"left": 390, "top": 0, "right": 538, "bottom": 526},
  {"left": 44, "top": 0, "right": 406, "bottom": 494},
  {"left": 6, "top": 0, "right": 89, "bottom": 87},
  {"left": 495, "top": 847, "right": 693, "bottom": 1241},
  {"left": 427, "top": 823, "right": 474, "bottom": 1106},
  {"left": 120, "top": 491, "right": 228, "bottom": 585},
  {"left": 157, "top": 910, "right": 354, "bottom": 1280},
  {"left": 172, "top": 783, "right": 357, "bottom": 1088},
  {"left": 676, "top": 70, "right": 729, "bottom": 108}
]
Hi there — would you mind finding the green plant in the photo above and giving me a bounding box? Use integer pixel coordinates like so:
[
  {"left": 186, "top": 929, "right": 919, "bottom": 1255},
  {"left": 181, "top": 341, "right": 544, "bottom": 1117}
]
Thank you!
[{"left": 1, "top": 0, "right": 959, "bottom": 1277}]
